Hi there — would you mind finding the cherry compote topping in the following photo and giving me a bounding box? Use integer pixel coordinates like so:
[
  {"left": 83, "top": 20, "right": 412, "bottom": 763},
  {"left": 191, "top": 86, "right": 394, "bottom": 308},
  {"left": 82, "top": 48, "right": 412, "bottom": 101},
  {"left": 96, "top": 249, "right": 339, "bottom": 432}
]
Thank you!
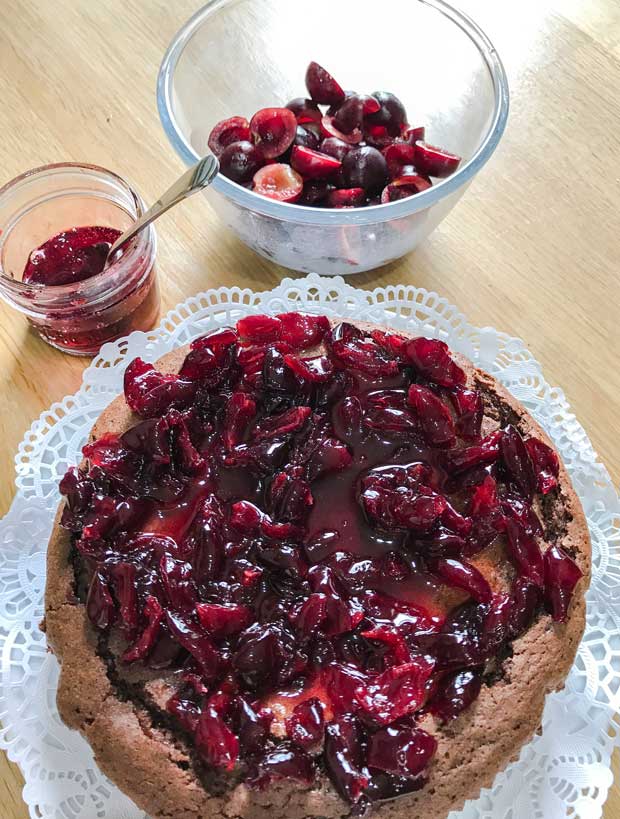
[
  {"left": 209, "top": 62, "right": 462, "bottom": 208},
  {"left": 19, "top": 222, "right": 159, "bottom": 354},
  {"left": 23, "top": 225, "right": 120, "bottom": 286},
  {"left": 60, "top": 315, "right": 582, "bottom": 806}
]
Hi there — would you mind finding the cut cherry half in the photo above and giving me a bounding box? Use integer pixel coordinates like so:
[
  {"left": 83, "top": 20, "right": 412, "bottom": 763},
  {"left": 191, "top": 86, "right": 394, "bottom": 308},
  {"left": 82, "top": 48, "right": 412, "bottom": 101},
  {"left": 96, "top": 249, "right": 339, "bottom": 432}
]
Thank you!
[
  {"left": 208, "top": 116, "right": 251, "bottom": 157},
  {"left": 404, "top": 126, "right": 426, "bottom": 145},
  {"left": 413, "top": 141, "right": 462, "bottom": 178},
  {"left": 333, "top": 95, "right": 366, "bottom": 135},
  {"left": 319, "top": 137, "right": 352, "bottom": 162},
  {"left": 250, "top": 107, "right": 297, "bottom": 159},
  {"left": 382, "top": 142, "right": 416, "bottom": 178},
  {"left": 305, "top": 61, "right": 346, "bottom": 105},
  {"left": 327, "top": 187, "right": 366, "bottom": 208},
  {"left": 286, "top": 97, "right": 322, "bottom": 124},
  {"left": 290, "top": 145, "right": 342, "bottom": 179},
  {"left": 253, "top": 164, "right": 304, "bottom": 202},
  {"left": 320, "top": 115, "right": 363, "bottom": 145},
  {"left": 381, "top": 173, "right": 432, "bottom": 203}
]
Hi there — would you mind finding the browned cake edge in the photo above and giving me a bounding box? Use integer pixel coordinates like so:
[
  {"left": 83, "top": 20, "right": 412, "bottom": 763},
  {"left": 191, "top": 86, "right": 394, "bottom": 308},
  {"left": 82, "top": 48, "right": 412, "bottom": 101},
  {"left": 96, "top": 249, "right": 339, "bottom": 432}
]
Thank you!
[{"left": 44, "top": 327, "right": 590, "bottom": 819}]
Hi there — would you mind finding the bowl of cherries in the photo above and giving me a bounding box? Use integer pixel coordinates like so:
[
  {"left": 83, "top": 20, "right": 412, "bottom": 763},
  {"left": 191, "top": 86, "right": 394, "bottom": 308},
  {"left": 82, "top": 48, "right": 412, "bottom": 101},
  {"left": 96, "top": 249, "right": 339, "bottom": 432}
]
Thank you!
[{"left": 158, "top": 0, "right": 508, "bottom": 275}]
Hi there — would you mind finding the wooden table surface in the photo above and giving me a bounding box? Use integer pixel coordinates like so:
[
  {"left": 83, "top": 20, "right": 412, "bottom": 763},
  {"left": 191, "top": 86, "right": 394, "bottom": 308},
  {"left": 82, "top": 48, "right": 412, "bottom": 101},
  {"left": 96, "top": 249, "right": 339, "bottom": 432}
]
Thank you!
[{"left": 0, "top": 0, "right": 618, "bottom": 816}]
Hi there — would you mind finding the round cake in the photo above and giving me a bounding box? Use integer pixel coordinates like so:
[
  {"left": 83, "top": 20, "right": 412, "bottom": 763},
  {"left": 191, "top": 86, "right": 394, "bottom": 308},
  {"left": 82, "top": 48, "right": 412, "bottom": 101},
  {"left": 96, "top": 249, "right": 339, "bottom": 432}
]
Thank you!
[{"left": 45, "top": 314, "right": 589, "bottom": 819}]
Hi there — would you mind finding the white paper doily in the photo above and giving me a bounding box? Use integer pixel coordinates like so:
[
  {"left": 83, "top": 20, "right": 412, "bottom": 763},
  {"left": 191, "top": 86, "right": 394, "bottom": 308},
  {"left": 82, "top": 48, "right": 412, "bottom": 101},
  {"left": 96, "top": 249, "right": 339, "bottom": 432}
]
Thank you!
[{"left": 1, "top": 273, "right": 619, "bottom": 819}]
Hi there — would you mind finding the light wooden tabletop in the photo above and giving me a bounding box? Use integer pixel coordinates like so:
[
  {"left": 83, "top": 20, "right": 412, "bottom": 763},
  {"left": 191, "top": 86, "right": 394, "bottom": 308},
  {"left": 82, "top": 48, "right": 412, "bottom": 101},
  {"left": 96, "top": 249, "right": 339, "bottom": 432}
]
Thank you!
[{"left": 0, "top": 0, "right": 618, "bottom": 816}]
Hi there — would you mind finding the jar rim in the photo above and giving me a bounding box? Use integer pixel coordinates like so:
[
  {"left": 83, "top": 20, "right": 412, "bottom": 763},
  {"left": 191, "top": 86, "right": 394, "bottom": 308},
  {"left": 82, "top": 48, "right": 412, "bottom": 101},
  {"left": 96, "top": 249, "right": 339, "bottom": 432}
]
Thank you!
[{"left": 0, "top": 161, "right": 149, "bottom": 298}]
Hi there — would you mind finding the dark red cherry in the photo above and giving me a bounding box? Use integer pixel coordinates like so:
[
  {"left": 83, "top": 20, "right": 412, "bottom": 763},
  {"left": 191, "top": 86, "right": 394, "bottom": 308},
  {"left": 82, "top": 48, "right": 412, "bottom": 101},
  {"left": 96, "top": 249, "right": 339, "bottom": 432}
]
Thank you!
[
  {"left": 433, "top": 558, "right": 492, "bottom": 603},
  {"left": 291, "top": 145, "right": 342, "bottom": 179},
  {"left": 327, "top": 187, "right": 366, "bottom": 208},
  {"left": 219, "top": 140, "right": 264, "bottom": 184},
  {"left": 380, "top": 174, "right": 432, "bottom": 202},
  {"left": 320, "top": 115, "right": 363, "bottom": 145},
  {"left": 284, "top": 353, "right": 334, "bottom": 383},
  {"left": 222, "top": 391, "right": 256, "bottom": 449},
  {"left": 505, "top": 519, "right": 544, "bottom": 587},
  {"left": 543, "top": 545, "right": 583, "bottom": 622},
  {"left": 286, "top": 97, "right": 322, "bottom": 124},
  {"left": 413, "top": 141, "right": 461, "bottom": 177},
  {"left": 367, "top": 724, "right": 437, "bottom": 777},
  {"left": 500, "top": 425, "right": 536, "bottom": 499},
  {"left": 525, "top": 437, "right": 560, "bottom": 494},
  {"left": 405, "top": 337, "right": 466, "bottom": 387},
  {"left": 407, "top": 384, "right": 456, "bottom": 447},
  {"left": 195, "top": 701, "right": 239, "bottom": 770},
  {"left": 342, "top": 146, "right": 388, "bottom": 195},
  {"left": 252, "top": 744, "right": 315, "bottom": 786},
  {"left": 449, "top": 386, "right": 483, "bottom": 440},
  {"left": 333, "top": 95, "right": 365, "bottom": 134},
  {"left": 196, "top": 603, "right": 252, "bottom": 636},
  {"left": 122, "top": 596, "right": 164, "bottom": 663},
  {"left": 293, "top": 125, "right": 320, "bottom": 150},
  {"left": 324, "top": 715, "right": 369, "bottom": 803},
  {"left": 86, "top": 571, "right": 115, "bottom": 629},
  {"left": 355, "top": 658, "right": 435, "bottom": 725},
  {"left": 382, "top": 142, "right": 416, "bottom": 178},
  {"left": 298, "top": 179, "right": 331, "bottom": 205},
  {"left": 208, "top": 116, "right": 251, "bottom": 157},
  {"left": 428, "top": 667, "right": 483, "bottom": 722},
  {"left": 319, "top": 137, "right": 353, "bottom": 162},
  {"left": 404, "top": 126, "right": 425, "bottom": 145},
  {"left": 286, "top": 697, "right": 325, "bottom": 749},
  {"left": 305, "top": 61, "right": 346, "bottom": 105},
  {"left": 237, "top": 314, "right": 281, "bottom": 342},
  {"left": 250, "top": 108, "right": 297, "bottom": 159},
  {"left": 367, "top": 91, "right": 408, "bottom": 136}
]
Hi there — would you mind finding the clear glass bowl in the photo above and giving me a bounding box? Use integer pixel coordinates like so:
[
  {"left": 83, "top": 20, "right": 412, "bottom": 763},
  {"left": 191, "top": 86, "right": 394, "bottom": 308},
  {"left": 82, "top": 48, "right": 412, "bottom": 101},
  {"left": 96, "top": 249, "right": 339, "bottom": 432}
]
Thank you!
[{"left": 157, "top": 0, "right": 509, "bottom": 276}]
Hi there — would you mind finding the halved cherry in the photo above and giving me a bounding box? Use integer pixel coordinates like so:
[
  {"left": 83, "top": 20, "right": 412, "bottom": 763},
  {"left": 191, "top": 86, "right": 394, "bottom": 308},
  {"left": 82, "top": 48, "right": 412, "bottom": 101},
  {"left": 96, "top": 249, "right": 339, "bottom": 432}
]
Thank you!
[
  {"left": 286, "top": 97, "right": 322, "bottom": 124},
  {"left": 219, "top": 141, "right": 265, "bottom": 184},
  {"left": 305, "top": 61, "right": 345, "bottom": 105},
  {"left": 293, "top": 125, "right": 320, "bottom": 150},
  {"left": 413, "top": 141, "right": 462, "bottom": 178},
  {"left": 253, "top": 164, "right": 303, "bottom": 202},
  {"left": 291, "top": 145, "right": 342, "bottom": 179},
  {"left": 333, "top": 95, "right": 369, "bottom": 134},
  {"left": 382, "top": 142, "right": 416, "bottom": 178},
  {"left": 250, "top": 108, "right": 297, "bottom": 159},
  {"left": 327, "top": 187, "right": 365, "bottom": 208},
  {"left": 359, "top": 94, "right": 381, "bottom": 115},
  {"left": 320, "top": 115, "right": 362, "bottom": 145},
  {"left": 208, "top": 116, "right": 251, "bottom": 157},
  {"left": 319, "top": 137, "right": 352, "bottom": 163},
  {"left": 381, "top": 173, "right": 432, "bottom": 203},
  {"left": 405, "top": 126, "right": 425, "bottom": 145},
  {"left": 367, "top": 91, "right": 408, "bottom": 136},
  {"left": 363, "top": 123, "right": 392, "bottom": 149},
  {"left": 298, "top": 179, "right": 331, "bottom": 205}
]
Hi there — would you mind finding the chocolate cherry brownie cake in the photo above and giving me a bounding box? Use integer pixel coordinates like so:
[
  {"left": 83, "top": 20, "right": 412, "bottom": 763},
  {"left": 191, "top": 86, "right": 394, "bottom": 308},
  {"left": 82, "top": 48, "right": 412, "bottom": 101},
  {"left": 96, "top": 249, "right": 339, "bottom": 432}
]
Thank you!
[{"left": 45, "top": 314, "right": 589, "bottom": 819}]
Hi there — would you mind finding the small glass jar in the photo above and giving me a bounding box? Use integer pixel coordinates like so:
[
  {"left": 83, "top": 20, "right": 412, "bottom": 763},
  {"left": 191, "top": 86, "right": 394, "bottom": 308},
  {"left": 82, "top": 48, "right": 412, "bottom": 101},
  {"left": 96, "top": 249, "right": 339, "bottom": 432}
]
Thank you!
[{"left": 0, "top": 162, "right": 160, "bottom": 355}]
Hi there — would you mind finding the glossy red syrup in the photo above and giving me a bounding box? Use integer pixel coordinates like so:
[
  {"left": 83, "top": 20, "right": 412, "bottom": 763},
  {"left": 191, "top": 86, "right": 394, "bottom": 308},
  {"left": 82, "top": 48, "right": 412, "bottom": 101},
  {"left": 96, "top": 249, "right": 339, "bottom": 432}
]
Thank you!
[
  {"left": 22, "top": 225, "right": 120, "bottom": 286},
  {"left": 21, "top": 225, "right": 159, "bottom": 355}
]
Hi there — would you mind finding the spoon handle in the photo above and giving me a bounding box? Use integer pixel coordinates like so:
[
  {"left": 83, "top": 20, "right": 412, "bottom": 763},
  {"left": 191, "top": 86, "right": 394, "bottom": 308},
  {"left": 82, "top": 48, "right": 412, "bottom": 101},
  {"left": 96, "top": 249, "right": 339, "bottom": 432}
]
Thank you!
[{"left": 108, "top": 153, "right": 220, "bottom": 257}]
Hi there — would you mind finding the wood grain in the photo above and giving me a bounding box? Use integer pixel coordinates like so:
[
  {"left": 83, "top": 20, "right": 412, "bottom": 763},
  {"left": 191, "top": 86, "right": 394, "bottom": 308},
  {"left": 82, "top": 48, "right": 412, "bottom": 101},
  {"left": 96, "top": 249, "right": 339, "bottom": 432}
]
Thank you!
[{"left": 0, "top": 0, "right": 618, "bottom": 816}]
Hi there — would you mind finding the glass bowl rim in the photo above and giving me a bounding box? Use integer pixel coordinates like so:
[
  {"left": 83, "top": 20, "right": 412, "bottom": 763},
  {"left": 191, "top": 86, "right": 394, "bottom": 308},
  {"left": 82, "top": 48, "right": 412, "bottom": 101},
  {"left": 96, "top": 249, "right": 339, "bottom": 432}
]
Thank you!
[{"left": 157, "top": 0, "right": 509, "bottom": 227}]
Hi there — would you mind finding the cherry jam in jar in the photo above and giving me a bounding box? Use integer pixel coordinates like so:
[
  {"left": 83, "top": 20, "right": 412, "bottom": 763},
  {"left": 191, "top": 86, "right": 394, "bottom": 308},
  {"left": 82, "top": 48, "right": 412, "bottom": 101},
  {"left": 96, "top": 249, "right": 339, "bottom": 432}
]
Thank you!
[{"left": 0, "top": 163, "right": 160, "bottom": 355}]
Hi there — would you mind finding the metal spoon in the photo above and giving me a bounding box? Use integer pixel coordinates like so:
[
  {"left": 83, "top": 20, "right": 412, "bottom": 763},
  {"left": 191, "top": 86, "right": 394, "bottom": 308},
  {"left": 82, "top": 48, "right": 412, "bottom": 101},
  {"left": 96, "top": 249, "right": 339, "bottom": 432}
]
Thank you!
[{"left": 106, "top": 153, "right": 220, "bottom": 263}]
